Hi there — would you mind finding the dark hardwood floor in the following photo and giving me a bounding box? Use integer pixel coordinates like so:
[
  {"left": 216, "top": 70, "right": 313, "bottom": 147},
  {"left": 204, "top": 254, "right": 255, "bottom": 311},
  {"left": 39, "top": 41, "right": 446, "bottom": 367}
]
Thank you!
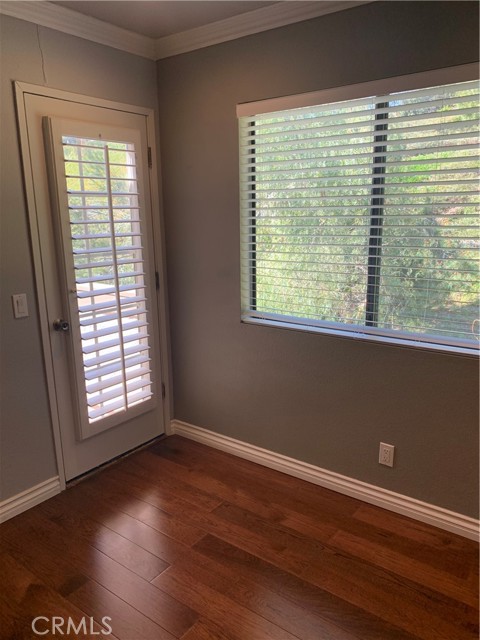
[{"left": 1, "top": 435, "right": 478, "bottom": 639}]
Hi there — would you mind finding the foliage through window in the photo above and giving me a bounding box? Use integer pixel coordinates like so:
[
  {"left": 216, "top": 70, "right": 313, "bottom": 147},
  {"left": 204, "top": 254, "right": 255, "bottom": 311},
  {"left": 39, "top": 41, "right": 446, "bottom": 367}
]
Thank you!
[{"left": 238, "top": 71, "right": 480, "bottom": 353}]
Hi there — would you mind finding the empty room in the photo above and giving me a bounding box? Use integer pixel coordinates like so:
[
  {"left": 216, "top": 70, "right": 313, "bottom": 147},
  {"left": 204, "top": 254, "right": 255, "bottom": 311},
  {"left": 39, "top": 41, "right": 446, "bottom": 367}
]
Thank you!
[{"left": 0, "top": 1, "right": 479, "bottom": 638}]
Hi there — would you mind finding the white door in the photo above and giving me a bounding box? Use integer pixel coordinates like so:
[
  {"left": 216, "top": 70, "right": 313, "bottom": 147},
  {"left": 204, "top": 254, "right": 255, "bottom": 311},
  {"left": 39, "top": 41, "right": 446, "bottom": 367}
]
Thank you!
[{"left": 18, "top": 88, "right": 165, "bottom": 481}]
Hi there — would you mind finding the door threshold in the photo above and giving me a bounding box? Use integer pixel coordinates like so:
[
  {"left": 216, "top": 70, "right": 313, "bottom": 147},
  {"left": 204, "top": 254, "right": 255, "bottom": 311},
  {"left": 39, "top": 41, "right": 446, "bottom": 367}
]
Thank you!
[{"left": 67, "top": 434, "right": 168, "bottom": 487}]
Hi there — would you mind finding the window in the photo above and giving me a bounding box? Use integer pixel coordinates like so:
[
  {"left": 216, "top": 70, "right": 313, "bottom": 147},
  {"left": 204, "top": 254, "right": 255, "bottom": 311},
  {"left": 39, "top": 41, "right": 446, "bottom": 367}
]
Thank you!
[
  {"left": 238, "top": 66, "right": 479, "bottom": 355},
  {"left": 45, "top": 117, "right": 156, "bottom": 438}
]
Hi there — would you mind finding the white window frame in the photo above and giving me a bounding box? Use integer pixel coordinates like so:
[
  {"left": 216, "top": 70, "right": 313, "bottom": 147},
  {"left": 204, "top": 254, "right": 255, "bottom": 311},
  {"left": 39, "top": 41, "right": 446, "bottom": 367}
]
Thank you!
[{"left": 237, "top": 64, "right": 480, "bottom": 357}]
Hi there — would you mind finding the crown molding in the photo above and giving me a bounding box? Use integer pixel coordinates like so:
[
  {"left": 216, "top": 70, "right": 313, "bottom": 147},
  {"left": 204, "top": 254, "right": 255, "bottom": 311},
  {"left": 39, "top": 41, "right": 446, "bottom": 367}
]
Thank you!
[
  {"left": 155, "top": 1, "right": 374, "bottom": 60},
  {"left": 0, "top": 1, "right": 156, "bottom": 59},
  {"left": 0, "top": 1, "right": 374, "bottom": 62}
]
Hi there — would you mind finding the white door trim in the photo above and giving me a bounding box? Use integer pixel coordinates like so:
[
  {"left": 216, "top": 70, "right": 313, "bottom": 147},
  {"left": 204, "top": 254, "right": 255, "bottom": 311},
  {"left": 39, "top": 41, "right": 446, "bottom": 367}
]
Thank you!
[{"left": 14, "top": 81, "right": 172, "bottom": 488}]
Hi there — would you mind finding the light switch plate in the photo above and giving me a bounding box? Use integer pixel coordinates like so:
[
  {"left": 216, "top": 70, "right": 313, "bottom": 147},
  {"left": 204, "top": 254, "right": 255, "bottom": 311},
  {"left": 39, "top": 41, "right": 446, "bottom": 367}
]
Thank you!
[{"left": 12, "top": 293, "right": 28, "bottom": 318}]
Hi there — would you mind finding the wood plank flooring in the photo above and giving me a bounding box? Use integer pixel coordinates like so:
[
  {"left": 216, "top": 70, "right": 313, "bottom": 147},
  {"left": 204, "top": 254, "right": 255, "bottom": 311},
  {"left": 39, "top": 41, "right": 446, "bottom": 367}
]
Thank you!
[{"left": 1, "top": 435, "right": 478, "bottom": 639}]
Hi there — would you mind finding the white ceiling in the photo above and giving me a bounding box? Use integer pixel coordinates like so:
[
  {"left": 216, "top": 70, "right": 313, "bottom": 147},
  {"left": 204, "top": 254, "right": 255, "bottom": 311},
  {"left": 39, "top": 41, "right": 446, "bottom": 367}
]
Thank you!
[{"left": 53, "top": 1, "right": 277, "bottom": 39}]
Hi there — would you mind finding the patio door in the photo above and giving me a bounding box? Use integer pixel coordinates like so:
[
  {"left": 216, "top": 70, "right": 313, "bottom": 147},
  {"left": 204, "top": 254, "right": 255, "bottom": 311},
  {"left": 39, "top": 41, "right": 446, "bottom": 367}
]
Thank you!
[{"left": 17, "top": 86, "right": 166, "bottom": 481}]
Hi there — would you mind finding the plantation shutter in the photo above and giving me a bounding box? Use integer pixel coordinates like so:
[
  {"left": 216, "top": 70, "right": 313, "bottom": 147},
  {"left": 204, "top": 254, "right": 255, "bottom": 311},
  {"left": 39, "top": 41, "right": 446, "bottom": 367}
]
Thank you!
[
  {"left": 239, "top": 75, "right": 479, "bottom": 353},
  {"left": 44, "top": 117, "right": 156, "bottom": 439}
]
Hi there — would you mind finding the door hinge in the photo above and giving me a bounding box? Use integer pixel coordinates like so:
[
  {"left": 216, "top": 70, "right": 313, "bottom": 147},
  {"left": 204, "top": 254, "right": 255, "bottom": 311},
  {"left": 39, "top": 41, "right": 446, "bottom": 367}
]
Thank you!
[
  {"left": 155, "top": 270, "right": 160, "bottom": 290},
  {"left": 147, "top": 146, "right": 152, "bottom": 169},
  {"left": 161, "top": 382, "right": 166, "bottom": 399}
]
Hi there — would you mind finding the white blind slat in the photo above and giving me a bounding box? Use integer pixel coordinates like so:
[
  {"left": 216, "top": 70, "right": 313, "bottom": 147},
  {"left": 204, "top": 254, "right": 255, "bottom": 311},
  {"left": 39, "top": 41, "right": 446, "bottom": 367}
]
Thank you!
[
  {"left": 242, "top": 155, "right": 480, "bottom": 176},
  {"left": 242, "top": 107, "right": 480, "bottom": 141},
  {"left": 243, "top": 84, "right": 479, "bottom": 127}
]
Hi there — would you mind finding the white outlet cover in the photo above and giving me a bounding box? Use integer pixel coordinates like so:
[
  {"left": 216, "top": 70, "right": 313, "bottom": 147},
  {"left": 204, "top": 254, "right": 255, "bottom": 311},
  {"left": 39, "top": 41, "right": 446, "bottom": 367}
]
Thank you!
[{"left": 379, "top": 442, "right": 395, "bottom": 467}]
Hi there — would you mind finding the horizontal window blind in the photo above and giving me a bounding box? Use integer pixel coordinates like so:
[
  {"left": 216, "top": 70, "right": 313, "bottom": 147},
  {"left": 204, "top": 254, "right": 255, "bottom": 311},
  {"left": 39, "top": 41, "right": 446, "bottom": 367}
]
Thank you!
[
  {"left": 62, "top": 135, "right": 153, "bottom": 423},
  {"left": 239, "top": 76, "right": 480, "bottom": 352}
]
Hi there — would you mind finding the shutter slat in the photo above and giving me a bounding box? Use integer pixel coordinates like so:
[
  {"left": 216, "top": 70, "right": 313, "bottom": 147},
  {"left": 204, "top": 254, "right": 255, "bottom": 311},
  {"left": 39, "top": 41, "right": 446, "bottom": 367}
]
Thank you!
[
  {"left": 70, "top": 219, "right": 140, "bottom": 224},
  {"left": 82, "top": 330, "right": 149, "bottom": 355},
  {"left": 75, "top": 259, "right": 143, "bottom": 270},
  {"left": 81, "top": 320, "right": 147, "bottom": 341},
  {"left": 68, "top": 191, "right": 139, "bottom": 197},
  {"left": 79, "top": 306, "right": 142, "bottom": 326},
  {"left": 86, "top": 366, "right": 151, "bottom": 394},
  {"left": 84, "top": 354, "right": 150, "bottom": 380},
  {"left": 87, "top": 378, "right": 151, "bottom": 408},
  {"left": 76, "top": 283, "right": 145, "bottom": 298},
  {"left": 77, "top": 271, "right": 144, "bottom": 284},
  {"left": 64, "top": 141, "right": 135, "bottom": 152},
  {"left": 73, "top": 244, "right": 143, "bottom": 255},
  {"left": 72, "top": 232, "right": 141, "bottom": 240},
  {"left": 78, "top": 295, "right": 146, "bottom": 313},
  {"left": 88, "top": 387, "right": 151, "bottom": 420},
  {"left": 83, "top": 341, "right": 149, "bottom": 368},
  {"left": 68, "top": 205, "right": 140, "bottom": 211},
  {"left": 64, "top": 159, "right": 136, "bottom": 167}
]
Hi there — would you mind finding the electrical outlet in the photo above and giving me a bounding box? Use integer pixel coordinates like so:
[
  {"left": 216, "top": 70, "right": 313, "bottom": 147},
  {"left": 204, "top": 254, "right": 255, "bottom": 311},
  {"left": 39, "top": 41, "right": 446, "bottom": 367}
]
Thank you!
[{"left": 379, "top": 442, "right": 395, "bottom": 467}]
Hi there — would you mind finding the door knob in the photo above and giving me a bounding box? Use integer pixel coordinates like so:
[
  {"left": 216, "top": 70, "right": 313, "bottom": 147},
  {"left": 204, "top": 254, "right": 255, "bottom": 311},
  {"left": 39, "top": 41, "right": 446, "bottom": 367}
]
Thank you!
[{"left": 53, "top": 318, "right": 70, "bottom": 332}]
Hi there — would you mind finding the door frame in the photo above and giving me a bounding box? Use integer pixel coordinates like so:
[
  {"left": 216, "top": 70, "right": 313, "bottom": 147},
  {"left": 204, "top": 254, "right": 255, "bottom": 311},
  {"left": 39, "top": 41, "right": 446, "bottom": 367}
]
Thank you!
[{"left": 15, "top": 81, "right": 173, "bottom": 489}]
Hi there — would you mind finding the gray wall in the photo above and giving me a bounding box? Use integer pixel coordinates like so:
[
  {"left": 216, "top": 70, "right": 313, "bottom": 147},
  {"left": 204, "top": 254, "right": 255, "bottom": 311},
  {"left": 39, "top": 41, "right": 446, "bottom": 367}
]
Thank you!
[
  {"left": 157, "top": 1, "right": 479, "bottom": 517},
  {"left": 1, "top": 2, "right": 478, "bottom": 519},
  {"left": 0, "top": 14, "right": 158, "bottom": 499}
]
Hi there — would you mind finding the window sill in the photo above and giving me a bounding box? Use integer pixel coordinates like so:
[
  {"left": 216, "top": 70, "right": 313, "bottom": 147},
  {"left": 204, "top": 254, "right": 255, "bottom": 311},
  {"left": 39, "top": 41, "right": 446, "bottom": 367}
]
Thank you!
[{"left": 241, "top": 314, "right": 479, "bottom": 358}]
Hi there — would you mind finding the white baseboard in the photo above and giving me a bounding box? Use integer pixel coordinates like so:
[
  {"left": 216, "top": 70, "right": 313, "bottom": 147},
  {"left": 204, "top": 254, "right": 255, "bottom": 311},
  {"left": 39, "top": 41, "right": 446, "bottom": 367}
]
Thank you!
[
  {"left": 171, "top": 420, "right": 479, "bottom": 541},
  {"left": 0, "top": 477, "right": 61, "bottom": 524}
]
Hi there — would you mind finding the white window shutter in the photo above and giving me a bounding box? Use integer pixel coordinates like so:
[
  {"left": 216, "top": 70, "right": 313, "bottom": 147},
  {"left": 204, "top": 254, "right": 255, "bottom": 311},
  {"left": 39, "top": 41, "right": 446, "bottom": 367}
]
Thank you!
[{"left": 44, "top": 118, "right": 156, "bottom": 439}]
